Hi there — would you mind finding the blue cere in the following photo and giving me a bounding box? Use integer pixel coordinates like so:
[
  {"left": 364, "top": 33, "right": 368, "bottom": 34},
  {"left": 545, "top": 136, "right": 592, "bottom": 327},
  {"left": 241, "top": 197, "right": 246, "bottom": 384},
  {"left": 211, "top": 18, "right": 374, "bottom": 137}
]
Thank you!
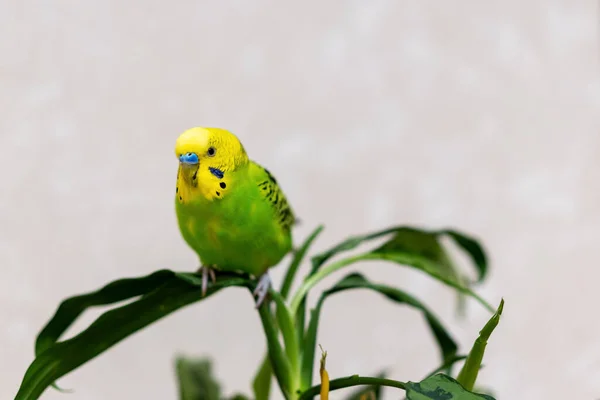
[{"left": 179, "top": 153, "right": 199, "bottom": 164}]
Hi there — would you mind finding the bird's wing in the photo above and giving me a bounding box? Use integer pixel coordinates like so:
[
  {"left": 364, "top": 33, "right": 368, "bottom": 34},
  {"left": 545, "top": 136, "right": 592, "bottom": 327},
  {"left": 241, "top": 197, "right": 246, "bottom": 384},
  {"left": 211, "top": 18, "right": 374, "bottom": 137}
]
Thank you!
[{"left": 250, "top": 161, "right": 296, "bottom": 232}]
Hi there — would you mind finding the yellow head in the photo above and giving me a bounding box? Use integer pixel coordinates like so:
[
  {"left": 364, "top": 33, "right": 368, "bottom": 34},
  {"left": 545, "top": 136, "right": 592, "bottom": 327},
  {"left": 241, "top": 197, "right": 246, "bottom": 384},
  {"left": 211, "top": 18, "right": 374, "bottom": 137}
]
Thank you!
[{"left": 175, "top": 127, "right": 249, "bottom": 171}]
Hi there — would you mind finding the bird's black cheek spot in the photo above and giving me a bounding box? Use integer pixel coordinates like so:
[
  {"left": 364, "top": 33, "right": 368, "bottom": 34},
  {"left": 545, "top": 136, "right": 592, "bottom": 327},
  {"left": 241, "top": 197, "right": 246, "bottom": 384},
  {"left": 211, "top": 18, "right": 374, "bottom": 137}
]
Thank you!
[
  {"left": 179, "top": 196, "right": 183, "bottom": 201},
  {"left": 176, "top": 187, "right": 179, "bottom": 193},
  {"left": 220, "top": 182, "right": 226, "bottom": 189},
  {"left": 216, "top": 191, "right": 220, "bottom": 196}
]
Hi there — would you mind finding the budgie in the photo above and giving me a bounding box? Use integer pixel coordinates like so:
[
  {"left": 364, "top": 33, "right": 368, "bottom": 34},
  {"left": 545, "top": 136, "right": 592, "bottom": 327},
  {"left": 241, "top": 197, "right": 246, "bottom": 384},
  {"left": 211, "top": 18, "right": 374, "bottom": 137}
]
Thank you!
[{"left": 174, "top": 127, "right": 296, "bottom": 307}]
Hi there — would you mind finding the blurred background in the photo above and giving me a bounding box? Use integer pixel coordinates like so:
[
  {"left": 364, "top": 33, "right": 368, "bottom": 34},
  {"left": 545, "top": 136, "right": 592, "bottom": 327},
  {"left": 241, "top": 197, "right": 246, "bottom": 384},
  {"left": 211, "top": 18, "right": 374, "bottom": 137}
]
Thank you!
[{"left": 1, "top": 1, "right": 598, "bottom": 399}]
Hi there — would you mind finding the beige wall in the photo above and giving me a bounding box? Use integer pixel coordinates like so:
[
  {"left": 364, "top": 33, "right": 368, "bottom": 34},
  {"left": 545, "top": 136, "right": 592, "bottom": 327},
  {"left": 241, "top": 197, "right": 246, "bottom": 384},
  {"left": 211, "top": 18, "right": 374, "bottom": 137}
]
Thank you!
[{"left": 2, "top": 1, "right": 598, "bottom": 399}]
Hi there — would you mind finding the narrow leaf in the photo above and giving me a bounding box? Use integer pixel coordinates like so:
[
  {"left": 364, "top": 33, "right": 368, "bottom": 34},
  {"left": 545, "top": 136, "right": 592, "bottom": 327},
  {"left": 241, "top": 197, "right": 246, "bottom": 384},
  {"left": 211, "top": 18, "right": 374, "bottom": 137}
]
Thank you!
[
  {"left": 309, "top": 227, "right": 400, "bottom": 274},
  {"left": 253, "top": 226, "right": 324, "bottom": 400},
  {"left": 309, "top": 225, "right": 488, "bottom": 282},
  {"left": 175, "top": 356, "right": 221, "bottom": 400},
  {"left": 36, "top": 269, "right": 174, "bottom": 357},
  {"left": 363, "top": 253, "right": 493, "bottom": 312},
  {"left": 252, "top": 356, "right": 272, "bottom": 400},
  {"left": 292, "top": 226, "right": 492, "bottom": 315},
  {"left": 405, "top": 374, "right": 495, "bottom": 400},
  {"left": 271, "top": 291, "right": 300, "bottom": 388},
  {"left": 442, "top": 230, "right": 488, "bottom": 283},
  {"left": 301, "top": 297, "right": 323, "bottom": 389},
  {"left": 300, "top": 273, "right": 458, "bottom": 390},
  {"left": 257, "top": 303, "right": 294, "bottom": 399},
  {"left": 281, "top": 225, "right": 324, "bottom": 299},
  {"left": 457, "top": 299, "right": 504, "bottom": 391},
  {"left": 15, "top": 272, "right": 251, "bottom": 400},
  {"left": 372, "top": 228, "right": 459, "bottom": 282}
]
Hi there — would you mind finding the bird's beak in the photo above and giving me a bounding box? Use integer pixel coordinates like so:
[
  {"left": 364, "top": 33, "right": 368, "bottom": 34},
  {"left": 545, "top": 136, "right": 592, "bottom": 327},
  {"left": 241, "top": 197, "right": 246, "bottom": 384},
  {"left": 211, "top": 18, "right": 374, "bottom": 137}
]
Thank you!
[{"left": 179, "top": 152, "right": 199, "bottom": 166}]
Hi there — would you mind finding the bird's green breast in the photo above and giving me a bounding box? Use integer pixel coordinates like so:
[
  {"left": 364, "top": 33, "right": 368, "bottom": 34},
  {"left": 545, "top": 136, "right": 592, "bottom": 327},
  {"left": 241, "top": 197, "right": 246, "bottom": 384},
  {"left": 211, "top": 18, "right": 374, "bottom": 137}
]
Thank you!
[{"left": 175, "top": 164, "right": 292, "bottom": 277}]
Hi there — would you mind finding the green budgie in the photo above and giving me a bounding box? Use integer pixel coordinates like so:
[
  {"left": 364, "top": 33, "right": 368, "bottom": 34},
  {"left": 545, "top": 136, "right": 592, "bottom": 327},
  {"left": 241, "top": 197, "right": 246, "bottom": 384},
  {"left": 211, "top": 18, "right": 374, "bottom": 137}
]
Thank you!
[{"left": 174, "top": 127, "right": 296, "bottom": 307}]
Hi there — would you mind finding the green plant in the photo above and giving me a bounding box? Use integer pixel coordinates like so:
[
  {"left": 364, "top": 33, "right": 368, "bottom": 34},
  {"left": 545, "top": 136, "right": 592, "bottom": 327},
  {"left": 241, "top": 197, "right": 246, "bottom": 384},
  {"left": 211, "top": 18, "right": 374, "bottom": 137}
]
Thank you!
[{"left": 15, "top": 224, "right": 503, "bottom": 399}]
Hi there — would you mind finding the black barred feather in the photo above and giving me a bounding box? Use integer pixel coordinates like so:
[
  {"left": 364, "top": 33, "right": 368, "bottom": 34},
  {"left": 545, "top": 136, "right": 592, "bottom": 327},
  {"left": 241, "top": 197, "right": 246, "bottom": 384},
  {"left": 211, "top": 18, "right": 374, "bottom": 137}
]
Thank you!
[{"left": 258, "top": 167, "right": 296, "bottom": 231}]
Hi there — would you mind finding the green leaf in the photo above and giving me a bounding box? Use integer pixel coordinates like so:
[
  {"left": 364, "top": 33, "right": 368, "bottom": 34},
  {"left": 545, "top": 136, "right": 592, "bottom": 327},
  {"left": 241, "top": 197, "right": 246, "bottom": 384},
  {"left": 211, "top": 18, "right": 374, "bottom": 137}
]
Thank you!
[
  {"left": 441, "top": 230, "right": 488, "bottom": 284},
  {"left": 252, "top": 226, "right": 324, "bottom": 400},
  {"left": 252, "top": 356, "right": 273, "bottom": 400},
  {"left": 373, "top": 228, "right": 473, "bottom": 320},
  {"left": 175, "top": 356, "right": 221, "bottom": 400},
  {"left": 405, "top": 374, "right": 495, "bottom": 400},
  {"left": 373, "top": 228, "right": 459, "bottom": 282},
  {"left": 15, "top": 271, "right": 252, "bottom": 400},
  {"left": 309, "top": 226, "right": 487, "bottom": 285},
  {"left": 257, "top": 302, "right": 294, "bottom": 399},
  {"left": 361, "top": 254, "right": 493, "bottom": 313},
  {"left": 295, "top": 298, "right": 307, "bottom": 350},
  {"left": 457, "top": 299, "right": 504, "bottom": 391},
  {"left": 291, "top": 226, "right": 492, "bottom": 316},
  {"left": 270, "top": 291, "right": 300, "bottom": 390},
  {"left": 281, "top": 225, "right": 324, "bottom": 299},
  {"left": 35, "top": 269, "right": 175, "bottom": 357},
  {"left": 309, "top": 226, "right": 400, "bottom": 274},
  {"left": 300, "top": 273, "right": 458, "bottom": 390}
]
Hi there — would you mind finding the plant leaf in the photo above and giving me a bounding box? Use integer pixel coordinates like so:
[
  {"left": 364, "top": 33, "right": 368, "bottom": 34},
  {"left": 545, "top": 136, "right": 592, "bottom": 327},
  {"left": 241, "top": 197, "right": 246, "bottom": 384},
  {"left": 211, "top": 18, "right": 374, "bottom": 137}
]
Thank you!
[
  {"left": 300, "top": 273, "right": 458, "bottom": 390},
  {"left": 256, "top": 302, "right": 294, "bottom": 399},
  {"left": 35, "top": 269, "right": 175, "bottom": 357},
  {"left": 309, "top": 227, "right": 400, "bottom": 274},
  {"left": 405, "top": 374, "right": 495, "bottom": 400},
  {"left": 293, "top": 226, "right": 492, "bottom": 315},
  {"left": 457, "top": 299, "right": 504, "bottom": 391},
  {"left": 309, "top": 226, "right": 487, "bottom": 284},
  {"left": 271, "top": 291, "right": 300, "bottom": 389},
  {"left": 281, "top": 225, "right": 324, "bottom": 299},
  {"left": 362, "top": 253, "right": 493, "bottom": 312},
  {"left": 252, "top": 226, "right": 324, "bottom": 400},
  {"left": 442, "top": 230, "right": 488, "bottom": 284},
  {"left": 15, "top": 271, "right": 251, "bottom": 400},
  {"left": 252, "top": 356, "right": 272, "bottom": 400},
  {"left": 372, "top": 228, "right": 459, "bottom": 282},
  {"left": 175, "top": 356, "right": 221, "bottom": 400}
]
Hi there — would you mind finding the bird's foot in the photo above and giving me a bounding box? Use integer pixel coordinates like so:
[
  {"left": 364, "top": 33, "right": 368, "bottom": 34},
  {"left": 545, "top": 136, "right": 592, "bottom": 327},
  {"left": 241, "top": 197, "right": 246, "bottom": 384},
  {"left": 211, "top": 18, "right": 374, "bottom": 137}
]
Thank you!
[
  {"left": 196, "top": 265, "right": 217, "bottom": 297},
  {"left": 253, "top": 273, "right": 272, "bottom": 309}
]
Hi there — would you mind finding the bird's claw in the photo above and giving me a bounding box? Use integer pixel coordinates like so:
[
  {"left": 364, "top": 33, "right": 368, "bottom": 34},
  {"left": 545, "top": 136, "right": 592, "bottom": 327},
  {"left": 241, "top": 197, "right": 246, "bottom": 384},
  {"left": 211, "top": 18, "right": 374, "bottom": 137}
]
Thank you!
[
  {"left": 253, "top": 273, "right": 272, "bottom": 308},
  {"left": 198, "top": 265, "right": 217, "bottom": 297}
]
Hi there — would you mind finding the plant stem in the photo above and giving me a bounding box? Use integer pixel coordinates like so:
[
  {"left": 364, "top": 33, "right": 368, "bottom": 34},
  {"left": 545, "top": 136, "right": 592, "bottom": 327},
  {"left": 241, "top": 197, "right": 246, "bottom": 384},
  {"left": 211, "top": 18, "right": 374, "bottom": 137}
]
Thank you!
[
  {"left": 256, "top": 300, "right": 293, "bottom": 399},
  {"left": 290, "top": 254, "right": 369, "bottom": 315},
  {"left": 280, "top": 225, "right": 324, "bottom": 299},
  {"left": 297, "top": 376, "right": 407, "bottom": 400}
]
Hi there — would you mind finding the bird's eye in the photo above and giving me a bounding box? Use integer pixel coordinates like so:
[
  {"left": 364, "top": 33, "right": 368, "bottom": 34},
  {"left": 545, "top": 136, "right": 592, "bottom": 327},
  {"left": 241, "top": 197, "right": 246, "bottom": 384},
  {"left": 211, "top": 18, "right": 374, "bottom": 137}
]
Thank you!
[{"left": 207, "top": 147, "right": 216, "bottom": 156}]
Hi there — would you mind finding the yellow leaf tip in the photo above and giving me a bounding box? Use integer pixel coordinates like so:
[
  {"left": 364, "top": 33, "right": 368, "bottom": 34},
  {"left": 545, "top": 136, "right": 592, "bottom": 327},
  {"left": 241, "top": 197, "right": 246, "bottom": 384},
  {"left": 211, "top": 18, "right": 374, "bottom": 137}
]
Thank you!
[{"left": 319, "top": 344, "right": 327, "bottom": 368}]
